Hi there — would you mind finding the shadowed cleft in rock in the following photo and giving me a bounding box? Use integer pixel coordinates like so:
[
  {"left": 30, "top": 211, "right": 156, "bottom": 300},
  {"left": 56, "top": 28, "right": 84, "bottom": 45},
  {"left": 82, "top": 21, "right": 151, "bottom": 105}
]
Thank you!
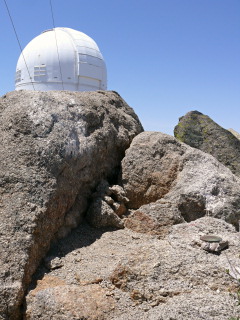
[{"left": 0, "top": 90, "right": 143, "bottom": 319}]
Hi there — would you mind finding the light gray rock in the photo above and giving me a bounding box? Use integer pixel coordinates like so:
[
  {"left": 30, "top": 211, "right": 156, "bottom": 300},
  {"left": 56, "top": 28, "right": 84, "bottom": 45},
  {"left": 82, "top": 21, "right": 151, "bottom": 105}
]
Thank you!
[
  {"left": 201, "top": 240, "right": 229, "bottom": 253},
  {"left": 0, "top": 90, "right": 143, "bottom": 319},
  {"left": 120, "top": 132, "right": 185, "bottom": 209},
  {"left": 25, "top": 217, "right": 240, "bottom": 320},
  {"left": 44, "top": 256, "right": 63, "bottom": 270},
  {"left": 120, "top": 132, "right": 240, "bottom": 231}
]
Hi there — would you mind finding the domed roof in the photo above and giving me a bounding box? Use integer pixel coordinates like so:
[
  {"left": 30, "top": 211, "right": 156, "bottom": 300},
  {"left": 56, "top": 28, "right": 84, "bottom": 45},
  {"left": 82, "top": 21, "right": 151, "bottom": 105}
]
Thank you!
[{"left": 15, "top": 27, "right": 107, "bottom": 91}]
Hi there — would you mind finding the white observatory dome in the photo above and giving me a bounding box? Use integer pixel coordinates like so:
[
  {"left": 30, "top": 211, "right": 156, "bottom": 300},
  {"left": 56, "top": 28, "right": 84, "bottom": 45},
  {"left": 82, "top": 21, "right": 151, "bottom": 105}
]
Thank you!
[{"left": 15, "top": 27, "right": 107, "bottom": 91}]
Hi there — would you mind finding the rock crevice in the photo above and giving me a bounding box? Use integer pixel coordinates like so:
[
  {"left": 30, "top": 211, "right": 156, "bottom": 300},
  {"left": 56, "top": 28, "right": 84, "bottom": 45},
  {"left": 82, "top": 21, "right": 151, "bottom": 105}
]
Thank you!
[{"left": 0, "top": 90, "right": 143, "bottom": 319}]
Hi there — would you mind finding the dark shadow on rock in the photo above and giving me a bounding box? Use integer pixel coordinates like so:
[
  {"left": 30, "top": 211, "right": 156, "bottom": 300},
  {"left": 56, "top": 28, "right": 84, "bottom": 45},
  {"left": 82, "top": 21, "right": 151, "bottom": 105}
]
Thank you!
[
  {"left": 177, "top": 194, "right": 206, "bottom": 222},
  {"left": 27, "top": 220, "right": 118, "bottom": 292}
]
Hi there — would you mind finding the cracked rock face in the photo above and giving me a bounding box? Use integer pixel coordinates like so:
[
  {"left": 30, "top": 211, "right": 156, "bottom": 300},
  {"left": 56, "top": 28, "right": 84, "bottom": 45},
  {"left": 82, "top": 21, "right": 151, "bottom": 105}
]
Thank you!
[
  {"left": 0, "top": 90, "right": 143, "bottom": 319},
  {"left": 120, "top": 131, "right": 240, "bottom": 233}
]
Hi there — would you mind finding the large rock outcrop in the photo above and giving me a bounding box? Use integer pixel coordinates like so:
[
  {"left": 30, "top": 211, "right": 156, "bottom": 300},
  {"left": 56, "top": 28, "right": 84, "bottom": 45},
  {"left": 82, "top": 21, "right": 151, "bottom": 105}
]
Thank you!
[
  {"left": 120, "top": 131, "right": 240, "bottom": 234},
  {"left": 25, "top": 218, "right": 240, "bottom": 319},
  {"left": 174, "top": 111, "right": 240, "bottom": 176},
  {"left": 0, "top": 90, "right": 143, "bottom": 319}
]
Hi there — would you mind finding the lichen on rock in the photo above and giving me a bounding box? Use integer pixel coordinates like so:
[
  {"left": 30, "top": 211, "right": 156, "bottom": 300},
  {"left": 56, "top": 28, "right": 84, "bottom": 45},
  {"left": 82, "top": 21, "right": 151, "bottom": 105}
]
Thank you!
[{"left": 174, "top": 110, "right": 240, "bottom": 176}]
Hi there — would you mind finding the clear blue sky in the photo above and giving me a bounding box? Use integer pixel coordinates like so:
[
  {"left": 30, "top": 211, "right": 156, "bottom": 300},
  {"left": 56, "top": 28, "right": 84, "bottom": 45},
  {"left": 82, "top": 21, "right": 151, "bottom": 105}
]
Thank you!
[{"left": 1, "top": 0, "right": 239, "bottom": 135}]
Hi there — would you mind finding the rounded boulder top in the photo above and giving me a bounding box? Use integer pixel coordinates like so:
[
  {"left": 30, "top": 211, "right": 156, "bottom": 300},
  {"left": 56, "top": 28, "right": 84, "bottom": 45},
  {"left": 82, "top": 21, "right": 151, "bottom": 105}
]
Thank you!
[{"left": 15, "top": 27, "right": 107, "bottom": 92}]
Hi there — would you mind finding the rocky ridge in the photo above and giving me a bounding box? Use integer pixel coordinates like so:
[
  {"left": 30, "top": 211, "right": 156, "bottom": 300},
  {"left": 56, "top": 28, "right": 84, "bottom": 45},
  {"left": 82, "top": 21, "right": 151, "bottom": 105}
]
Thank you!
[
  {"left": 0, "top": 92, "right": 240, "bottom": 320},
  {"left": 229, "top": 128, "right": 240, "bottom": 141},
  {"left": 174, "top": 110, "right": 240, "bottom": 176}
]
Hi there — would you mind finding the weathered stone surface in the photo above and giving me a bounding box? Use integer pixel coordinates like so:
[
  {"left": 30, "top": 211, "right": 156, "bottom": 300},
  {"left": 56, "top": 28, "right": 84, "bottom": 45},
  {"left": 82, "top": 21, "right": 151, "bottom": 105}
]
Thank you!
[
  {"left": 25, "top": 277, "right": 115, "bottom": 320},
  {"left": 86, "top": 198, "right": 124, "bottom": 229},
  {"left": 120, "top": 131, "right": 240, "bottom": 231},
  {"left": 0, "top": 90, "right": 143, "bottom": 319},
  {"left": 120, "top": 132, "right": 184, "bottom": 209},
  {"left": 174, "top": 110, "right": 240, "bottom": 176},
  {"left": 86, "top": 180, "right": 129, "bottom": 228},
  {"left": 124, "top": 199, "right": 184, "bottom": 237},
  {"left": 24, "top": 218, "right": 240, "bottom": 319},
  {"left": 229, "top": 128, "right": 240, "bottom": 140}
]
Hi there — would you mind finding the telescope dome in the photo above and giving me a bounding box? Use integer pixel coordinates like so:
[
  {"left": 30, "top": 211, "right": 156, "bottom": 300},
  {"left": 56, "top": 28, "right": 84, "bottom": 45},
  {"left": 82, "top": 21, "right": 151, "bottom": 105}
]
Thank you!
[{"left": 15, "top": 27, "right": 107, "bottom": 91}]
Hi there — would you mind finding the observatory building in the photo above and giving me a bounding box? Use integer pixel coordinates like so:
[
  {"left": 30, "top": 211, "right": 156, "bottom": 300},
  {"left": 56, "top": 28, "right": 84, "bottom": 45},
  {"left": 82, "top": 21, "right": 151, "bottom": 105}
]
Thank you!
[{"left": 15, "top": 27, "right": 107, "bottom": 91}]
